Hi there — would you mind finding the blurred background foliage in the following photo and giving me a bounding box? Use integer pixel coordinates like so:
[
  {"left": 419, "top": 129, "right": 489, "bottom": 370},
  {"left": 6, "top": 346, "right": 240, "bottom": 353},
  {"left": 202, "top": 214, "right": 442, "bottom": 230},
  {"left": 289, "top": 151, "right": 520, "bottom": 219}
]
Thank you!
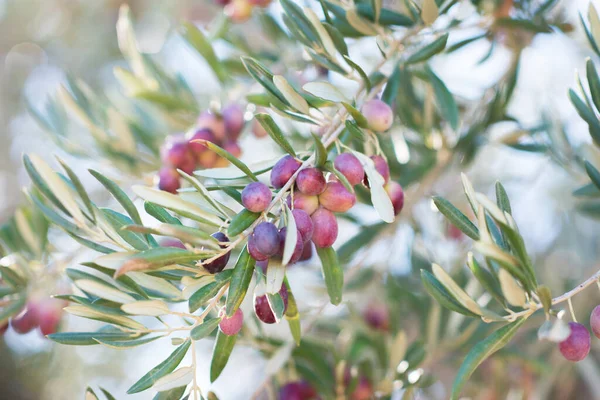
[{"left": 3, "top": 0, "right": 600, "bottom": 399}]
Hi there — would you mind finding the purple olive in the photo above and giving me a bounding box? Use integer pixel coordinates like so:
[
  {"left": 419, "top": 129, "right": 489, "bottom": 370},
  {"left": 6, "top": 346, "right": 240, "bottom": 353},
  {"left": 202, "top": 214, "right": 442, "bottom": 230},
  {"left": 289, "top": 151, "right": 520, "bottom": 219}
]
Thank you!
[
  {"left": 219, "top": 307, "right": 243, "bottom": 336},
  {"left": 241, "top": 182, "right": 272, "bottom": 213},
  {"left": 361, "top": 99, "right": 394, "bottom": 132},
  {"left": 248, "top": 236, "right": 269, "bottom": 261},
  {"left": 252, "top": 222, "right": 280, "bottom": 257},
  {"left": 254, "top": 284, "right": 288, "bottom": 324},
  {"left": 334, "top": 153, "right": 365, "bottom": 186},
  {"left": 204, "top": 232, "right": 231, "bottom": 274},
  {"left": 271, "top": 155, "right": 302, "bottom": 189},
  {"left": 319, "top": 181, "right": 356, "bottom": 213},
  {"left": 296, "top": 168, "right": 326, "bottom": 196},
  {"left": 299, "top": 241, "right": 313, "bottom": 261},
  {"left": 277, "top": 227, "right": 304, "bottom": 264},
  {"left": 559, "top": 322, "right": 591, "bottom": 362},
  {"left": 256, "top": 259, "right": 269, "bottom": 274},
  {"left": 311, "top": 207, "right": 338, "bottom": 248}
]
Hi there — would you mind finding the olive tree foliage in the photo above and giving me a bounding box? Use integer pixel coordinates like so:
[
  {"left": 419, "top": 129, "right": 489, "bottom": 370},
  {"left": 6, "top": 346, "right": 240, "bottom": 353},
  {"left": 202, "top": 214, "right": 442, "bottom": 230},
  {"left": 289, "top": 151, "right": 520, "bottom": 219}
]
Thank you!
[{"left": 4, "top": 0, "right": 599, "bottom": 399}]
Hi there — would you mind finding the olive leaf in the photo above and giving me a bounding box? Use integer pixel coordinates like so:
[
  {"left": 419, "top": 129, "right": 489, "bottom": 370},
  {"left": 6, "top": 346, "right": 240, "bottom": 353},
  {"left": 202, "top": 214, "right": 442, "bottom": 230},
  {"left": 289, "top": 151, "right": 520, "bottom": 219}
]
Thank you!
[{"left": 451, "top": 318, "right": 528, "bottom": 400}]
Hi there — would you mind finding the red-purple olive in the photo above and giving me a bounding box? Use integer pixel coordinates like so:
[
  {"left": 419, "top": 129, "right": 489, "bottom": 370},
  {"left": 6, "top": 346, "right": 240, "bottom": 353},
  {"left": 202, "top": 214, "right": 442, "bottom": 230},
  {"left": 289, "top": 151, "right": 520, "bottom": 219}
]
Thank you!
[
  {"left": 296, "top": 168, "right": 326, "bottom": 196},
  {"left": 37, "top": 300, "right": 63, "bottom": 336},
  {"left": 350, "top": 376, "right": 373, "bottom": 400},
  {"left": 219, "top": 307, "right": 243, "bottom": 336},
  {"left": 187, "top": 128, "right": 215, "bottom": 155},
  {"left": 161, "top": 135, "right": 195, "bottom": 174},
  {"left": 386, "top": 181, "right": 404, "bottom": 215},
  {"left": 319, "top": 181, "right": 356, "bottom": 213},
  {"left": 292, "top": 209, "right": 314, "bottom": 243},
  {"left": 278, "top": 381, "right": 317, "bottom": 400},
  {"left": 197, "top": 110, "right": 226, "bottom": 141},
  {"left": 249, "top": 0, "right": 272, "bottom": 7},
  {"left": 311, "top": 207, "right": 338, "bottom": 248},
  {"left": 159, "top": 238, "right": 186, "bottom": 249},
  {"left": 364, "top": 155, "right": 390, "bottom": 187},
  {"left": 252, "top": 118, "right": 268, "bottom": 138},
  {"left": 204, "top": 232, "right": 231, "bottom": 274},
  {"left": 11, "top": 304, "right": 39, "bottom": 334},
  {"left": 242, "top": 182, "right": 272, "bottom": 213},
  {"left": 591, "top": 305, "right": 600, "bottom": 339},
  {"left": 271, "top": 155, "right": 302, "bottom": 189},
  {"left": 287, "top": 192, "right": 319, "bottom": 216},
  {"left": 225, "top": 0, "right": 253, "bottom": 23},
  {"left": 299, "top": 241, "right": 313, "bottom": 261},
  {"left": 277, "top": 227, "right": 304, "bottom": 264},
  {"left": 251, "top": 222, "right": 280, "bottom": 257},
  {"left": 254, "top": 284, "right": 288, "bottom": 324},
  {"left": 363, "top": 303, "right": 390, "bottom": 331},
  {"left": 223, "top": 140, "right": 242, "bottom": 158},
  {"left": 361, "top": 99, "right": 394, "bottom": 132},
  {"left": 0, "top": 323, "right": 8, "bottom": 335},
  {"left": 334, "top": 153, "right": 364, "bottom": 186},
  {"left": 559, "top": 322, "right": 591, "bottom": 362},
  {"left": 222, "top": 104, "right": 245, "bottom": 141},
  {"left": 157, "top": 167, "right": 181, "bottom": 194}
]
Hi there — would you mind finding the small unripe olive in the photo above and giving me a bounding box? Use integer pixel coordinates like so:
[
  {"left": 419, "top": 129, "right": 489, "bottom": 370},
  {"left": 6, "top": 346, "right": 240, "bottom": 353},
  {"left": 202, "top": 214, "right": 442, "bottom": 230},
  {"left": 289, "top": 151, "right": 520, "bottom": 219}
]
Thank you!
[
  {"left": 219, "top": 307, "right": 244, "bottom": 336},
  {"left": 361, "top": 99, "right": 394, "bottom": 132}
]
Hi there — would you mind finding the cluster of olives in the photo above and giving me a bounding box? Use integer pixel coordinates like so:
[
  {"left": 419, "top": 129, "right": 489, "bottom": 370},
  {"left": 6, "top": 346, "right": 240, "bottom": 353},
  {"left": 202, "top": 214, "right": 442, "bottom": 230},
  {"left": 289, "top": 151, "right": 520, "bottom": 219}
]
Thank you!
[
  {"left": 558, "top": 305, "right": 600, "bottom": 362},
  {"left": 277, "top": 372, "right": 373, "bottom": 400},
  {"left": 214, "top": 0, "right": 272, "bottom": 23},
  {"left": 1, "top": 298, "right": 64, "bottom": 337},
  {"left": 158, "top": 104, "right": 245, "bottom": 193}
]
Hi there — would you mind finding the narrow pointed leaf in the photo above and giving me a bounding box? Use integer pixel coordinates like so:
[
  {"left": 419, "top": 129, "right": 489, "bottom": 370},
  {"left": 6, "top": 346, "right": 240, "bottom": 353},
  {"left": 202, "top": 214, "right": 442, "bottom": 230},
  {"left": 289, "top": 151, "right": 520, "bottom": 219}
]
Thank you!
[
  {"left": 254, "top": 114, "right": 297, "bottom": 157},
  {"left": 451, "top": 318, "right": 527, "bottom": 400},
  {"left": 225, "top": 246, "right": 256, "bottom": 317},
  {"left": 432, "top": 196, "right": 479, "bottom": 240},
  {"left": 210, "top": 330, "right": 237, "bottom": 382},
  {"left": 127, "top": 340, "right": 191, "bottom": 394},
  {"left": 316, "top": 247, "right": 343, "bottom": 305}
]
